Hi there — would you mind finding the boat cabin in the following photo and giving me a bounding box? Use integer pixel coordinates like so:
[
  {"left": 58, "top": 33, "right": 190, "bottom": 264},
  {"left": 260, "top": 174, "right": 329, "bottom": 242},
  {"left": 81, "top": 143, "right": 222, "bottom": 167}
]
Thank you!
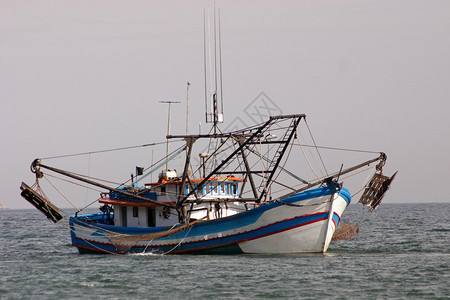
[{"left": 99, "top": 170, "right": 244, "bottom": 228}]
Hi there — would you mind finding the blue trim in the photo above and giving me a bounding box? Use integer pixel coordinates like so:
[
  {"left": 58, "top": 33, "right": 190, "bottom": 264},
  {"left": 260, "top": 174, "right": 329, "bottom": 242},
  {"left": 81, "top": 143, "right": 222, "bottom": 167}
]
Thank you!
[
  {"left": 332, "top": 212, "right": 340, "bottom": 226},
  {"left": 339, "top": 188, "right": 352, "bottom": 206}
]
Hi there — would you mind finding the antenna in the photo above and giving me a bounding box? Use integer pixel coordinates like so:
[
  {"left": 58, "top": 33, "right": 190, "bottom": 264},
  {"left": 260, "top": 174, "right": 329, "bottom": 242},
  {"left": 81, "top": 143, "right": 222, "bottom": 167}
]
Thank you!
[
  {"left": 186, "top": 82, "right": 191, "bottom": 135},
  {"left": 203, "top": 6, "right": 224, "bottom": 135},
  {"left": 160, "top": 100, "right": 181, "bottom": 170}
]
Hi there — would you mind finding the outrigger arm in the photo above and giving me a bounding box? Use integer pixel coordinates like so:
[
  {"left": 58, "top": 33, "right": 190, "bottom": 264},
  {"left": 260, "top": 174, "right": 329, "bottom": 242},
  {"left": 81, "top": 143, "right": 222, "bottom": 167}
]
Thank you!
[
  {"left": 274, "top": 152, "right": 387, "bottom": 201},
  {"left": 31, "top": 159, "right": 177, "bottom": 209}
]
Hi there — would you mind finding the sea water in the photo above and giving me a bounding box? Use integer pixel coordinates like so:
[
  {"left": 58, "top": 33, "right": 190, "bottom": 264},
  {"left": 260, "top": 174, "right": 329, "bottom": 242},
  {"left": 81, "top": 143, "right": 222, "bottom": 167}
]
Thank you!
[{"left": 1, "top": 204, "right": 449, "bottom": 299}]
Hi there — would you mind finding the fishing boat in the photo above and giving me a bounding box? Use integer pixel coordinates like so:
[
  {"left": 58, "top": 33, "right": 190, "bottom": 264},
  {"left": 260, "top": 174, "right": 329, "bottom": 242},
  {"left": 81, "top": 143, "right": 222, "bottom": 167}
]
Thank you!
[
  {"left": 20, "top": 112, "right": 396, "bottom": 254},
  {"left": 19, "top": 10, "right": 396, "bottom": 254}
]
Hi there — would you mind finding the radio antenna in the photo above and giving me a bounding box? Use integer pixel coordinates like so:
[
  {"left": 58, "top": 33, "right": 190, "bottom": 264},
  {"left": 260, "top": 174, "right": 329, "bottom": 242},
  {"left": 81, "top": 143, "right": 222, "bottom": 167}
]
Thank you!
[{"left": 203, "top": 5, "right": 224, "bottom": 135}]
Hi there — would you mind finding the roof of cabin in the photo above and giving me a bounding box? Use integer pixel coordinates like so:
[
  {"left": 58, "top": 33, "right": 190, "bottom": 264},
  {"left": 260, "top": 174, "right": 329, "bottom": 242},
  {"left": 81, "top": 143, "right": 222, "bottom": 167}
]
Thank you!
[
  {"left": 99, "top": 198, "right": 176, "bottom": 208},
  {"left": 145, "top": 176, "right": 243, "bottom": 187}
]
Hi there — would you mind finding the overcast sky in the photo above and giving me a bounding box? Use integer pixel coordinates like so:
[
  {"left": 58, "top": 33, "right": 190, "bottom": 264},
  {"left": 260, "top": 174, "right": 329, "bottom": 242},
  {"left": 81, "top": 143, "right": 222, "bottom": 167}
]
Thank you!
[{"left": 1, "top": 0, "right": 449, "bottom": 209}]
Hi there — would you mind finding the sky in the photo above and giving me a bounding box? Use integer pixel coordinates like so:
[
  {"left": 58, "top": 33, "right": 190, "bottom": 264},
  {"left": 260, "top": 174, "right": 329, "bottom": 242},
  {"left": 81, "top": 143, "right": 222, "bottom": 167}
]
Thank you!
[{"left": 1, "top": 0, "right": 449, "bottom": 209}]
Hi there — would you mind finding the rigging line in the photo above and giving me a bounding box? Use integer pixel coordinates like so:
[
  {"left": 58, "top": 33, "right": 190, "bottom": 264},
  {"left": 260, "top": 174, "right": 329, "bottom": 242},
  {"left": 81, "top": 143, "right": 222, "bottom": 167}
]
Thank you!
[
  {"left": 218, "top": 7, "right": 224, "bottom": 116},
  {"left": 304, "top": 119, "right": 328, "bottom": 175},
  {"left": 80, "top": 198, "right": 101, "bottom": 212},
  {"left": 204, "top": 138, "right": 250, "bottom": 179},
  {"left": 348, "top": 166, "right": 377, "bottom": 197},
  {"left": 207, "top": 7, "right": 214, "bottom": 110},
  {"left": 40, "top": 140, "right": 183, "bottom": 160},
  {"left": 347, "top": 206, "right": 372, "bottom": 249},
  {"left": 202, "top": 135, "right": 234, "bottom": 173},
  {"left": 135, "top": 144, "right": 186, "bottom": 185},
  {"left": 270, "top": 162, "right": 371, "bottom": 196},
  {"left": 84, "top": 153, "right": 91, "bottom": 206},
  {"left": 297, "top": 130, "right": 325, "bottom": 179},
  {"left": 162, "top": 224, "right": 195, "bottom": 255},
  {"left": 243, "top": 142, "right": 309, "bottom": 185},
  {"left": 341, "top": 165, "right": 374, "bottom": 182},
  {"left": 213, "top": 1, "right": 218, "bottom": 98},
  {"left": 259, "top": 135, "right": 267, "bottom": 201},
  {"left": 230, "top": 135, "right": 246, "bottom": 173},
  {"left": 43, "top": 175, "right": 85, "bottom": 216},
  {"left": 203, "top": 7, "right": 208, "bottom": 124},
  {"left": 45, "top": 173, "right": 105, "bottom": 194},
  {"left": 268, "top": 132, "right": 296, "bottom": 195},
  {"left": 49, "top": 168, "right": 121, "bottom": 187},
  {"left": 296, "top": 134, "right": 323, "bottom": 184},
  {"left": 294, "top": 144, "right": 381, "bottom": 154}
]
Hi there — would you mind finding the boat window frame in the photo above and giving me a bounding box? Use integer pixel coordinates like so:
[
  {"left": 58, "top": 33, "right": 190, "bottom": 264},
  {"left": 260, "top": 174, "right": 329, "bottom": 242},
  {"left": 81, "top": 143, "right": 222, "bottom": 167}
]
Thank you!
[
  {"left": 213, "top": 182, "right": 218, "bottom": 195},
  {"left": 132, "top": 206, "right": 139, "bottom": 218}
]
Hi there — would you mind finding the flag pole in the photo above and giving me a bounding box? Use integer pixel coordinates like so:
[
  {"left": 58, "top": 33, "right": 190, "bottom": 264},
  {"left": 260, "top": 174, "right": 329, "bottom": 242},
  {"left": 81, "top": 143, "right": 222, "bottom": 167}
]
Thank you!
[
  {"left": 186, "top": 82, "right": 190, "bottom": 135},
  {"left": 160, "top": 100, "right": 181, "bottom": 171}
]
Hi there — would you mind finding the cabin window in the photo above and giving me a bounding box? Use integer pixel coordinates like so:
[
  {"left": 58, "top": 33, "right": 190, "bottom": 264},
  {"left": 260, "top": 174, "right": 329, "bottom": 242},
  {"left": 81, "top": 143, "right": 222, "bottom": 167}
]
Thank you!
[
  {"left": 160, "top": 186, "right": 166, "bottom": 195},
  {"left": 147, "top": 208, "right": 155, "bottom": 227},
  {"left": 231, "top": 183, "right": 237, "bottom": 195},
  {"left": 226, "top": 183, "right": 231, "bottom": 195},
  {"left": 205, "top": 183, "right": 211, "bottom": 195},
  {"left": 121, "top": 206, "right": 127, "bottom": 227},
  {"left": 219, "top": 182, "right": 225, "bottom": 195},
  {"left": 133, "top": 207, "right": 139, "bottom": 218},
  {"left": 213, "top": 182, "right": 218, "bottom": 194}
]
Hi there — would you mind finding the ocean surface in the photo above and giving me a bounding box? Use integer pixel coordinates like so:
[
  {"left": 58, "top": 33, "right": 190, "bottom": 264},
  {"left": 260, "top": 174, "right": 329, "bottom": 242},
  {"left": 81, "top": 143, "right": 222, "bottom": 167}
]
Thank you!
[{"left": 1, "top": 203, "right": 449, "bottom": 299}]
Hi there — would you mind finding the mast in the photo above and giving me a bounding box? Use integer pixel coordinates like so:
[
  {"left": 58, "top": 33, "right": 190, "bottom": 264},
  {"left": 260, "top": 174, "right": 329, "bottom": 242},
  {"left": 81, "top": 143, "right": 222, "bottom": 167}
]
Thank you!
[
  {"left": 160, "top": 100, "right": 180, "bottom": 171},
  {"left": 186, "top": 82, "right": 191, "bottom": 135},
  {"left": 204, "top": 6, "right": 224, "bottom": 135}
]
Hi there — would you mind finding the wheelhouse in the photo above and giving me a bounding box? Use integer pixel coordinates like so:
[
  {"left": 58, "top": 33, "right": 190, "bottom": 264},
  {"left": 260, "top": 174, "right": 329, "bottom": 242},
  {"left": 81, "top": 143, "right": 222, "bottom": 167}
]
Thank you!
[{"left": 98, "top": 171, "right": 244, "bottom": 228}]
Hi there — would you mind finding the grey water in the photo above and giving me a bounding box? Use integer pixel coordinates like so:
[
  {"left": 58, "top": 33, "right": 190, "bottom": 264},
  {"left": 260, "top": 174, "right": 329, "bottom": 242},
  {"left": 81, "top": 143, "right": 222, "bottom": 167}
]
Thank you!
[{"left": 1, "top": 204, "right": 449, "bottom": 299}]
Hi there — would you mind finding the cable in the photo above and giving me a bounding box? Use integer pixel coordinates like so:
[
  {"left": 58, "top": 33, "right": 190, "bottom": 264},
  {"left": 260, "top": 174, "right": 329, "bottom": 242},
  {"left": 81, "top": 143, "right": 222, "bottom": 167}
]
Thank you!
[{"left": 40, "top": 140, "right": 183, "bottom": 160}]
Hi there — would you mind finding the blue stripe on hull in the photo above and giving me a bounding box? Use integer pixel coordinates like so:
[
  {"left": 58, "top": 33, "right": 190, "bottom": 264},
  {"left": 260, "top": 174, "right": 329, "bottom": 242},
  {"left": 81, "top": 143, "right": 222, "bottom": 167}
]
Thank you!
[{"left": 332, "top": 212, "right": 340, "bottom": 227}]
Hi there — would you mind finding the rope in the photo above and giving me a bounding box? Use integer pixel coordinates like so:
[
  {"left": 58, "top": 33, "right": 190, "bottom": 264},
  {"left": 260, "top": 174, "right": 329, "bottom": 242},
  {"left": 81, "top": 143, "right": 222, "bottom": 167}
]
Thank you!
[
  {"left": 45, "top": 173, "right": 105, "bottom": 193},
  {"left": 43, "top": 175, "right": 83, "bottom": 214},
  {"left": 259, "top": 135, "right": 267, "bottom": 201},
  {"left": 135, "top": 144, "right": 186, "bottom": 185},
  {"left": 140, "top": 222, "right": 179, "bottom": 254},
  {"left": 268, "top": 133, "right": 296, "bottom": 199},
  {"left": 305, "top": 120, "right": 328, "bottom": 175},
  {"left": 40, "top": 140, "right": 183, "bottom": 160},
  {"left": 295, "top": 144, "right": 381, "bottom": 155},
  {"left": 349, "top": 166, "right": 377, "bottom": 198},
  {"left": 347, "top": 207, "right": 370, "bottom": 249},
  {"left": 296, "top": 135, "right": 323, "bottom": 184},
  {"left": 161, "top": 224, "right": 195, "bottom": 255}
]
